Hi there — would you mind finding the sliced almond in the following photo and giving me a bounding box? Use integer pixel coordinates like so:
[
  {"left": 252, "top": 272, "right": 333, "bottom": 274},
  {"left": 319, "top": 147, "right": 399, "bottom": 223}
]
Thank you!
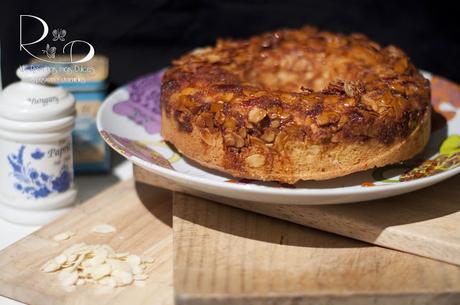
[
  {"left": 87, "top": 249, "right": 108, "bottom": 266},
  {"left": 106, "top": 259, "right": 132, "bottom": 273},
  {"left": 90, "top": 263, "right": 111, "bottom": 280},
  {"left": 131, "top": 265, "right": 144, "bottom": 275},
  {"left": 113, "top": 252, "right": 129, "bottom": 259},
  {"left": 58, "top": 270, "right": 79, "bottom": 287},
  {"left": 112, "top": 270, "right": 133, "bottom": 286},
  {"left": 53, "top": 231, "right": 75, "bottom": 241},
  {"left": 65, "top": 254, "right": 78, "bottom": 265},
  {"left": 248, "top": 107, "right": 267, "bottom": 123},
  {"left": 40, "top": 242, "right": 152, "bottom": 291},
  {"left": 99, "top": 276, "right": 117, "bottom": 288},
  {"left": 126, "top": 255, "right": 141, "bottom": 267},
  {"left": 41, "top": 260, "right": 60, "bottom": 273},
  {"left": 245, "top": 154, "right": 266, "bottom": 168},
  {"left": 54, "top": 254, "right": 68, "bottom": 266}
]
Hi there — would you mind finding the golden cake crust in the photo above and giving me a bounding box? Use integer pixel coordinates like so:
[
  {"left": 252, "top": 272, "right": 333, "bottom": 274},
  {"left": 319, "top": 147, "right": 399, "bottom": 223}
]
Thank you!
[{"left": 160, "top": 26, "right": 431, "bottom": 184}]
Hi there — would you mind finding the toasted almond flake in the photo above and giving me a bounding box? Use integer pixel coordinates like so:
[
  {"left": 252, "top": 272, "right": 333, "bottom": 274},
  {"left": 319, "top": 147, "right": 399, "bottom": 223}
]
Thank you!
[
  {"left": 248, "top": 107, "right": 267, "bottom": 123},
  {"left": 91, "top": 224, "right": 116, "bottom": 234},
  {"left": 53, "top": 231, "right": 75, "bottom": 241},
  {"left": 245, "top": 154, "right": 266, "bottom": 168}
]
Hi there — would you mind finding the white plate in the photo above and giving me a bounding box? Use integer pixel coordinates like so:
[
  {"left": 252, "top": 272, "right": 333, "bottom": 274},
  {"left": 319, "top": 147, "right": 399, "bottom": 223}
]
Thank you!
[{"left": 97, "top": 70, "right": 460, "bottom": 204}]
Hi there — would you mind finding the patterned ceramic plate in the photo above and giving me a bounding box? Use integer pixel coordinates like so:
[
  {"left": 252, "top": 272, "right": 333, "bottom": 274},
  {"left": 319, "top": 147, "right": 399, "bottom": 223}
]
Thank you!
[{"left": 97, "top": 70, "right": 460, "bottom": 204}]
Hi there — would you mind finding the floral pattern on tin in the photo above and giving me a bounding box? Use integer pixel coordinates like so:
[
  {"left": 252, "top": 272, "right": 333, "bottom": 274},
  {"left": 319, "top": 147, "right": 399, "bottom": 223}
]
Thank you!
[
  {"left": 100, "top": 130, "right": 174, "bottom": 169},
  {"left": 112, "top": 70, "right": 164, "bottom": 134},
  {"left": 7, "top": 145, "right": 72, "bottom": 199}
]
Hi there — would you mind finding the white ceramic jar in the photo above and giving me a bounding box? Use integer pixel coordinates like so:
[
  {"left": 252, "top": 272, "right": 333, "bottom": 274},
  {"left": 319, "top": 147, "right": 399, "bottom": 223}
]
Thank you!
[{"left": 0, "top": 65, "right": 77, "bottom": 225}]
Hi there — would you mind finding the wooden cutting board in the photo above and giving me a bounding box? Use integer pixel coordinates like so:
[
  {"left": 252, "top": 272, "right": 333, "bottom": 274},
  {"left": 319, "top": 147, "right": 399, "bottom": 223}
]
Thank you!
[
  {"left": 0, "top": 180, "right": 173, "bottom": 305},
  {"left": 134, "top": 164, "right": 460, "bottom": 266},
  {"left": 1, "top": 175, "right": 460, "bottom": 305},
  {"left": 174, "top": 192, "right": 460, "bottom": 305}
]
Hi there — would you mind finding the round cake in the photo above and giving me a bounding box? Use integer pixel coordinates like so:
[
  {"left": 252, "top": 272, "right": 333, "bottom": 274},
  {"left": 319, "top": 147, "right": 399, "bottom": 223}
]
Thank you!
[{"left": 160, "top": 26, "right": 431, "bottom": 184}]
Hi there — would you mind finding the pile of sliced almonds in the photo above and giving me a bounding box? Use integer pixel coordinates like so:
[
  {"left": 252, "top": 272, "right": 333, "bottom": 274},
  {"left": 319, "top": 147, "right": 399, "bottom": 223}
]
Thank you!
[{"left": 41, "top": 243, "right": 153, "bottom": 290}]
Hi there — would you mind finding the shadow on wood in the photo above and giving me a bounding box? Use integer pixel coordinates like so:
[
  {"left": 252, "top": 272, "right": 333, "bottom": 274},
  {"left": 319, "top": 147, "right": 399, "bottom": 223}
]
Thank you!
[
  {"left": 135, "top": 181, "right": 172, "bottom": 227},
  {"left": 174, "top": 193, "right": 367, "bottom": 248},
  {"left": 134, "top": 164, "right": 460, "bottom": 265}
]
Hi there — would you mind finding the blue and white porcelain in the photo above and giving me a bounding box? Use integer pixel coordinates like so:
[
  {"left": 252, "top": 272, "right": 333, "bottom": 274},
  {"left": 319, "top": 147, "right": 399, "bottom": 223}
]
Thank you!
[{"left": 0, "top": 65, "right": 77, "bottom": 225}]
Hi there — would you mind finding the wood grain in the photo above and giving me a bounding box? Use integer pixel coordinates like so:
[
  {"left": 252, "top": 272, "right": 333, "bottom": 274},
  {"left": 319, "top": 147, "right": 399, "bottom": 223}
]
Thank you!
[
  {"left": 173, "top": 192, "right": 460, "bottom": 305},
  {"left": 134, "top": 165, "right": 460, "bottom": 266},
  {"left": 0, "top": 179, "right": 173, "bottom": 305}
]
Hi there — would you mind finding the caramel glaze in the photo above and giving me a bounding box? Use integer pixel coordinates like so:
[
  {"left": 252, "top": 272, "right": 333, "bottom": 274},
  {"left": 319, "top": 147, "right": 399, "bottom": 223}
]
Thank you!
[{"left": 161, "top": 26, "right": 430, "bottom": 168}]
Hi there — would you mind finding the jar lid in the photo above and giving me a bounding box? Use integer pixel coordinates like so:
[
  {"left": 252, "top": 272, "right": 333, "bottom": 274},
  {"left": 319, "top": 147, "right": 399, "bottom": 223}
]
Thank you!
[{"left": 0, "top": 65, "right": 75, "bottom": 122}]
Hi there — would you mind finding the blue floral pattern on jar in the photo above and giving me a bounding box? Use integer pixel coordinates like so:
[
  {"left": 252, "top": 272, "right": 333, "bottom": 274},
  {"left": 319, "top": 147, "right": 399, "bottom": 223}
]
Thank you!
[
  {"left": 7, "top": 145, "right": 72, "bottom": 199},
  {"left": 31, "top": 148, "right": 45, "bottom": 160}
]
